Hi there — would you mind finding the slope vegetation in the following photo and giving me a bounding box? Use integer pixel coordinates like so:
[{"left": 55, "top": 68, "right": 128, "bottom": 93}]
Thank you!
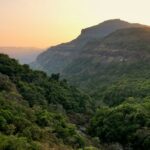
[{"left": 0, "top": 54, "right": 96, "bottom": 150}]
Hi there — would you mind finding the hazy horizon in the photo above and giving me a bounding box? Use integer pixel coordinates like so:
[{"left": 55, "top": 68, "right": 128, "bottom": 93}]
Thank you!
[
  {"left": 0, "top": 47, "right": 44, "bottom": 64},
  {"left": 0, "top": 0, "right": 150, "bottom": 48}
]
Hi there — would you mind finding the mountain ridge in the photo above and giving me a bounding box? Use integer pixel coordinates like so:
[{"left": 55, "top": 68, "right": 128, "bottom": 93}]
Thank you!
[
  {"left": 31, "top": 19, "right": 149, "bottom": 74},
  {"left": 31, "top": 20, "right": 150, "bottom": 103}
]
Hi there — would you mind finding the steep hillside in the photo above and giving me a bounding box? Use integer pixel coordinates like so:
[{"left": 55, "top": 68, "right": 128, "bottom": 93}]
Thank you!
[
  {"left": 0, "top": 54, "right": 98, "bottom": 150},
  {"left": 32, "top": 20, "right": 150, "bottom": 105},
  {"left": 31, "top": 19, "right": 144, "bottom": 73},
  {"left": 63, "top": 27, "right": 150, "bottom": 104},
  {"left": 1, "top": 53, "right": 150, "bottom": 149}
]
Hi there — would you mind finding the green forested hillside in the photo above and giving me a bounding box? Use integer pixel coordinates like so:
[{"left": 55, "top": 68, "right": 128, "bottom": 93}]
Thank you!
[
  {"left": 0, "top": 54, "right": 93, "bottom": 113},
  {"left": 63, "top": 28, "right": 150, "bottom": 106},
  {"left": 89, "top": 99, "right": 150, "bottom": 150},
  {"left": 0, "top": 54, "right": 96, "bottom": 150},
  {"left": 0, "top": 51, "right": 150, "bottom": 150}
]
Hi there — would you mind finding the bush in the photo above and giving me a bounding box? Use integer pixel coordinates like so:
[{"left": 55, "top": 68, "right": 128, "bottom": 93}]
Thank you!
[{"left": 0, "top": 134, "right": 41, "bottom": 150}]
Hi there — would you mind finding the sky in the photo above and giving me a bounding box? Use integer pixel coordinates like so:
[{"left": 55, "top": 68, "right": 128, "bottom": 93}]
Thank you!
[{"left": 0, "top": 0, "right": 150, "bottom": 48}]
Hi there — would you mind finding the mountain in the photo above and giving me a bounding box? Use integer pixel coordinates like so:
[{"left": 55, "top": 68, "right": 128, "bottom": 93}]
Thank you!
[
  {"left": 31, "top": 19, "right": 150, "bottom": 102},
  {"left": 63, "top": 27, "right": 150, "bottom": 104},
  {"left": 1, "top": 19, "right": 150, "bottom": 150},
  {"left": 31, "top": 19, "right": 144, "bottom": 73},
  {"left": 0, "top": 47, "right": 43, "bottom": 64}
]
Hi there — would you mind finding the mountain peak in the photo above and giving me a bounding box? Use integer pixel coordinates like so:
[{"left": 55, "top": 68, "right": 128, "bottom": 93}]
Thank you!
[
  {"left": 79, "top": 19, "right": 142, "bottom": 41},
  {"left": 99, "top": 19, "right": 127, "bottom": 24}
]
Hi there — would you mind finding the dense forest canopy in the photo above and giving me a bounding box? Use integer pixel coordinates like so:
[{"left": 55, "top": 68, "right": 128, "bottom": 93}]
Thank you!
[{"left": 0, "top": 54, "right": 96, "bottom": 150}]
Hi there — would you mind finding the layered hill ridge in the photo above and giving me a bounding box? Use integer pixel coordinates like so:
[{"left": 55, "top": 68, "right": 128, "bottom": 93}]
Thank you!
[
  {"left": 63, "top": 27, "right": 150, "bottom": 90},
  {"left": 31, "top": 20, "right": 150, "bottom": 103},
  {"left": 31, "top": 19, "right": 145, "bottom": 73}
]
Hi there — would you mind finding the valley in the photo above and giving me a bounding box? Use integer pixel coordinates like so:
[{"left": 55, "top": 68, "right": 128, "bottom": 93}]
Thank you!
[{"left": 0, "top": 19, "right": 150, "bottom": 150}]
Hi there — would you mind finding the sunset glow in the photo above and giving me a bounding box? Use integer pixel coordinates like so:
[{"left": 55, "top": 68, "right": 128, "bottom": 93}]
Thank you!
[{"left": 0, "top": 0, "right": 150, "bottom": 48}]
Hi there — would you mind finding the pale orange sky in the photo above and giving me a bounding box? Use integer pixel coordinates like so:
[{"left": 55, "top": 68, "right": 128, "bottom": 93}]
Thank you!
[{"left": 0, "top": 0, "right": 150, "bottom": 48}]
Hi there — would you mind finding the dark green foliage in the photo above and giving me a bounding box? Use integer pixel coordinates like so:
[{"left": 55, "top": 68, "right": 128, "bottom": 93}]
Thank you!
[
  {"left": 0, "top": 54, "right": 93, "bottom": 149},
  {"left": 0, "top": 73, "right": 16, "bottom": 92},
  {"left": 51, "top": 73, "right": 60, "bottom": 81},
  {"left": 89, "top": 100, "right": 150, "bottom": 149},
  {"left": 0, "top": 54, "right": 92, "bottom": 113},
  {"left": 102, "top": 77, "right": 150, "bottom": 106},
  {"left": 0, "top": 134, "right": 41, "bottom": 150},
  {"left": 1, "top": 51, "right": 150, "bottom": 149},
  {"left": 0, "top": 82, "right": 86, "bottom": 149}
]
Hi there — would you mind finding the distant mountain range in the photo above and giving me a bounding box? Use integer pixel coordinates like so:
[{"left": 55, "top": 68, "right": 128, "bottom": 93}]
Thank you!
[
  {"left": 31, "top": 19, "right": 150, "bottom": 103},
  {"left": 0, "top": 47, "right": 43, "bottom": 64}
]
